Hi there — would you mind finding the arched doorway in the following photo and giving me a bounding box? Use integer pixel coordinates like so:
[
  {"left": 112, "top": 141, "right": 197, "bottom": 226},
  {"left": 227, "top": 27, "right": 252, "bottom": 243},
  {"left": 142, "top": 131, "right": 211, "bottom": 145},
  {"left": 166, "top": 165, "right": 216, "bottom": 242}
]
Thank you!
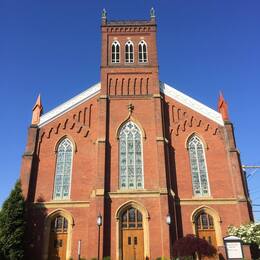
[
  {"left": 195, "top": 211, "right": 217, "bottom": 248},
  {"left": 48, "top": 215, "right": 68, "bottom": 260},
  {"left": 121, "top": 207, "right": 144, "bottom": 260}
]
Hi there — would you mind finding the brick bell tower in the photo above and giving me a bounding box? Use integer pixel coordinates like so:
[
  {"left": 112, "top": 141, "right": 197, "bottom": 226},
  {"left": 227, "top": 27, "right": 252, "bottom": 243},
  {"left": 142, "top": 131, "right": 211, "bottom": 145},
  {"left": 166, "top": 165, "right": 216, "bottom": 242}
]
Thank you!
[{"left": 93, "top": 8, "right": 172, "bottom": 259}]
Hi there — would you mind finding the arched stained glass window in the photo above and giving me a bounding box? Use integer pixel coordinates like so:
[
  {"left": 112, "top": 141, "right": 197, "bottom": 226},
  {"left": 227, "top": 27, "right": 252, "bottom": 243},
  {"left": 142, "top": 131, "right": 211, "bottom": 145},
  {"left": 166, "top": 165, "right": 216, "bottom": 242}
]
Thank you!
[
  {"left": 125, "top": 40, "right": 134, "bottom": 63},
  {"left": 138, "top": 40, "right": 148, "bottom": 63},
  {"left": 112, "top": 41, "right": 120, "bottom": 63},
  {"left": 121, "top": 207, "right": 143, "bottom": 229},
  {"left": 188, "top": 136, "right": 210, "bottom": 196},
  {"left": 119, "top": 121, "right": 143, "bottom": 189},
  {"left": 53, "top": 138, "right": 73, "bottom": 199}
]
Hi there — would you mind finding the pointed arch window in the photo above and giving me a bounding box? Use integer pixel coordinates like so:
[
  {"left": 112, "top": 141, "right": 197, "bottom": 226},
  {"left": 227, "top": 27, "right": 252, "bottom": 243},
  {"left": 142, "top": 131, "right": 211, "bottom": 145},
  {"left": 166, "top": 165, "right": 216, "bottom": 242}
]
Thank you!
[
  {"left": 188, "top": 136, "right": 210, "bottom": 196},
  {"left": 125, "top": 40, "right": 134, "bottom": 63},
  {"left": 112, "top": 41, "right": 120, "bottom": 63},
  {"left": 53, "top": 138, "right": 73, "bottom": 199},
  {"left": 138, "top": 40, "right": 148, "bottom": 63},
  {"left": 119, "top": 121, "right": 144, "bottom": 189}
]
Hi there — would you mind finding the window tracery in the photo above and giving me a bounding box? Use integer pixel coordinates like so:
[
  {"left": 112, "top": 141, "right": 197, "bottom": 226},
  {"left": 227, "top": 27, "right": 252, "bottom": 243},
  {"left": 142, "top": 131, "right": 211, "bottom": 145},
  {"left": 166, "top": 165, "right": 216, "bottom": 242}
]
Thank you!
[
  {"left": 188, "top": 135, "right": 210, "bottom": 196},
  {"left": 125, "top": 40, "right": 134, "bottom": 63},
  {"left": 119, "top": 121, "right": 143, "bottom": 189},
  {"left": 138, "top": 40, "right": 148, "bottom": 63},
  {"left": 121, "top": 207, "right": 143, "bottom": 229},
  {"left": 112, "top": 41, "right": 120, "bottom": 63},
  {"left": 53, "top": 138, "right": 73, "bottom": 199}
]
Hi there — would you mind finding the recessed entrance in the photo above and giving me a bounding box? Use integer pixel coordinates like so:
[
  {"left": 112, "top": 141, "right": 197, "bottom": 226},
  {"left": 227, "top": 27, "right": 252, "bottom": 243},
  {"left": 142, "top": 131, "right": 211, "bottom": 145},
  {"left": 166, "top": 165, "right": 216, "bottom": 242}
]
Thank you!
[
  {"left": 121, "top": 207, "right": 144, "bottom": 260},
  {"left": 195, "top": 212, "right": 217, "bottom": 247},
  {"left": 48, "top": 215, "right": 68, "bottom": 260}
]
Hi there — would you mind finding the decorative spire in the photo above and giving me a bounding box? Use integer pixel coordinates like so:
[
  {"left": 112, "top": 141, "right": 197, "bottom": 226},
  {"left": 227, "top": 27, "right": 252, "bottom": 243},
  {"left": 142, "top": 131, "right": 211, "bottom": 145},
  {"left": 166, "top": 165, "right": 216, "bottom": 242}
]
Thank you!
[
  {"left": 102, "top": 8, "right": 107, "bottom": 19},
  {"left": 101, "top": 8, "right": 107, "bottom": 25},
  {"left": 150, "top": 7, "right": 155, "bottom": 18},
  {"left": 31, "top": 94, "right": 43, "bottom": 125},
  {"left": 218, "top": 91, "right": 229, "bottom": 121}
]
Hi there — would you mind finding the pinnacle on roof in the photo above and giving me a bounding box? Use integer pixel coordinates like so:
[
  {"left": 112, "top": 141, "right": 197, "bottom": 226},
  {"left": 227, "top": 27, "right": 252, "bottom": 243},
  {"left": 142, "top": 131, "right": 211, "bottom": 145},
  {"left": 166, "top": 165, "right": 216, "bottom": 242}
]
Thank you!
[
  {"left": 31, "top": 94, "right": 43, "bottom": 125},
  {"left": 101, "top": 8, "right": 156, "bottom": 26},
  {"left": 218, "top": 91, "right": 229, "bottom": 121}
]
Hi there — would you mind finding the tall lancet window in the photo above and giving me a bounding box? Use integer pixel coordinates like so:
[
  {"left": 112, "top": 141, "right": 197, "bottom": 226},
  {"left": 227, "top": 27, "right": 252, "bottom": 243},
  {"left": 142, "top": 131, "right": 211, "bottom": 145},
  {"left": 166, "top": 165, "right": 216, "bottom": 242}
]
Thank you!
[
  {"left": 138, "top": 40, "right": 148, "bottom": 63},
  {"left": 188, "top": 135, "right": 210, "bottom": 196},
  {"left": 125, "top": 40, "right": 134, "bottom": 63},
  {"left": 112, "top": 41, "right": 120, "bottom": 63},
  {"left": 119, "top": 121, "right": 144, "bottom": 189},
  {"left": 53, "top": 138, "right": 73, "bottom": 199}
]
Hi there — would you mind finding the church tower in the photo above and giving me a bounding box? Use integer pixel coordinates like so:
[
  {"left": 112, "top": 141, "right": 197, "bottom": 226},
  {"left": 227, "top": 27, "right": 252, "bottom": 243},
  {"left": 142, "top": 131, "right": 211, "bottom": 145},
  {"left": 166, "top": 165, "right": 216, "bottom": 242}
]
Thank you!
[{"left": 94, "top": 8, "right": 172, "bottom": 259}]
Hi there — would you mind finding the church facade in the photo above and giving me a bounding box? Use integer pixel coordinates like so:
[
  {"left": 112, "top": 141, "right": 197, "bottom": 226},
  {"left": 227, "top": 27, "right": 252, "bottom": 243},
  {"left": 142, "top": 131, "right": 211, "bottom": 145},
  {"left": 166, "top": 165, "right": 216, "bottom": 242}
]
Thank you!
[{"left": 20, "top": 10, "right": 252, "bottom": 260}]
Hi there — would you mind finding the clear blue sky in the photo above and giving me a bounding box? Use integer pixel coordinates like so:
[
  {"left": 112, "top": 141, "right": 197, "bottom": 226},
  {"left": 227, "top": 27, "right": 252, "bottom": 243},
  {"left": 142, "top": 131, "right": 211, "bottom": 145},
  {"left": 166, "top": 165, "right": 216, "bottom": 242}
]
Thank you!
[{"left": 1, "top": 1, "right": 260, "bottom": 221}]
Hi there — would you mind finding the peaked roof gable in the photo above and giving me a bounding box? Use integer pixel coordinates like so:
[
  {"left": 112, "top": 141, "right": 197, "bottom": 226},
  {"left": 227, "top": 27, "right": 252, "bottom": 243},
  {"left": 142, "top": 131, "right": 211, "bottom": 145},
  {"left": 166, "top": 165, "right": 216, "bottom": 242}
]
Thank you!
[
  {"left": 160, "top": 82, "right": 224, "bottom": 126},
  {"left": 38, "top": 81, "right": 224, "bottom": 127},
  {"left": 38, "top": 82, "right": 100, "bottom": 127}
]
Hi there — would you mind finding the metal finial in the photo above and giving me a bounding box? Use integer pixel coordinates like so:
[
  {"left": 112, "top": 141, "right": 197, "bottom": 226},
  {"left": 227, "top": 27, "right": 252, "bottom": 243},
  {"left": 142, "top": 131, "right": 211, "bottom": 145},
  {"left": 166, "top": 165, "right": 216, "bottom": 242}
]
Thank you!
[
  {"left": 102, "top": 8, "right": 107, "bottom": 19},
  {"left": 150, "top": 7, "right": 155, "bottom": 18}
]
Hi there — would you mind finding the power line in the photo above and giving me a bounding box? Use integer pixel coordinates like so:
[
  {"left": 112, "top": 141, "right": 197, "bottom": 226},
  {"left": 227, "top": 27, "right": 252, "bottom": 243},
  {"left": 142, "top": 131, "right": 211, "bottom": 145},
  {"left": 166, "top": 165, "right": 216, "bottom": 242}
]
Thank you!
[{"left": 242, "top": 166, "right": 260, "bottom": 169}]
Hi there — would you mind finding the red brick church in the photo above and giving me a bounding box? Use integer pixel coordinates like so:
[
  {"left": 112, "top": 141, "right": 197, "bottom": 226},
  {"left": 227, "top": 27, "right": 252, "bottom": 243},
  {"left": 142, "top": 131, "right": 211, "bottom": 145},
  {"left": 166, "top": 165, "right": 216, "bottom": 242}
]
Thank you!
[{"left": 20, "top": 9, "right": 252, "bottom": 260}]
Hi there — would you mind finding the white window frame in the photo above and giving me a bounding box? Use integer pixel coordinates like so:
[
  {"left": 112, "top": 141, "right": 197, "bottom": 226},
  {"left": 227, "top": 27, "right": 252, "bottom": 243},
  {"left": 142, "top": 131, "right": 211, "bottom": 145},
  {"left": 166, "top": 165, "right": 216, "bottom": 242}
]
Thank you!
[
  {"left": 112, "top": 41, "right": 120, "bottom": 63},
  {"left": 125, "top": 40, "right": 134, "bottom": 63},
  {"left": 138, "top": 40, "right": 148, "bottom": 63}
]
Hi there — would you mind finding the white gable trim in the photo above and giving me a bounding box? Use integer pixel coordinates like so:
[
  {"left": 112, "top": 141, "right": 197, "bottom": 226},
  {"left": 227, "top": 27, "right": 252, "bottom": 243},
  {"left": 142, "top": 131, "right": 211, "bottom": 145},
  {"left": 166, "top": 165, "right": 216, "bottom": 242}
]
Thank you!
[
  {"left": 160, "top": 82, "right": 224, "bottom": 126},
  {"left": 38, "top": 82, "right": 101, "bottom": 127}
]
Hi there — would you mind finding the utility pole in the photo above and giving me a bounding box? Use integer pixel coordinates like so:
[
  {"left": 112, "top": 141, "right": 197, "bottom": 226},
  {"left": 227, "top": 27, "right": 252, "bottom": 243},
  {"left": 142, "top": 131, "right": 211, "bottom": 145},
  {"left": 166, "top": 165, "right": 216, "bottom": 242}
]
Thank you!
[{"left": 242, "top": 165, "right": 260, "bottom": 179}]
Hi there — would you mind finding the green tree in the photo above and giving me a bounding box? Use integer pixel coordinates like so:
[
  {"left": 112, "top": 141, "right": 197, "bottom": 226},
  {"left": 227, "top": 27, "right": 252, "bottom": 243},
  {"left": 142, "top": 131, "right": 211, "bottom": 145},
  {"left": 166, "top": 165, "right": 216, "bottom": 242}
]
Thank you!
[{"left": 0, "top": 180, "right": 26, "bottom": 260}]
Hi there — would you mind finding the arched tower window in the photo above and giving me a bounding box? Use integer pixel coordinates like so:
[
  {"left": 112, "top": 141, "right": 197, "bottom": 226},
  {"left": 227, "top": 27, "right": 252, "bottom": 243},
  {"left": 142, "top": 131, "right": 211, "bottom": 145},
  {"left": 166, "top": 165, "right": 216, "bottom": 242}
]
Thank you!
[
  {"left": 119, "top": 121, "right": 144, "bottom": 189},
  {"left": 112, "top": 41, "right": 120, "bottom": 63},
  {"left": 53, "top": 138, "right": 73, "bottom": 199},
  {"left": 138, "top": 40, "right": 148, "bottom": 63},
  {"left": 125, "top": 40, "right": 134, "bottom": 63},
  {"left": 188, "top": 135, "right": 210, "bottom": 196}
]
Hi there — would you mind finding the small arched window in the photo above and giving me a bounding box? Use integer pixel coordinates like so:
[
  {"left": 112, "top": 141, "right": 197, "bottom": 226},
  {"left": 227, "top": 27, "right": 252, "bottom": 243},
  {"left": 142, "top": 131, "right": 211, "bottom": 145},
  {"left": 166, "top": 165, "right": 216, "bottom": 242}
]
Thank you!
[
  {"left": 53, "top": 138, "right": 73, "bottom": 199},
  {"left": 138, "top": 40, "right": 148, "bottom": 63},
  {"left": 119, "top": 121, "right": 144, "bottom": 189},
  {"left": 188, "top": 135, "right": 210, "bottom": 196},
  {"left": 121, "top": 207, "right": 143, "bottom": 229},
  {"left": 51, "top": 215, "right": 68, "bottom": 233},
  {"left": 195, "top": 212, "right": 214, "bottom": 230},
  {"left": 125, "top": 40, "right": 134, "bottom": 63},
  {"left": 112, "top": 41, "right": 120, "bottom": 63}
]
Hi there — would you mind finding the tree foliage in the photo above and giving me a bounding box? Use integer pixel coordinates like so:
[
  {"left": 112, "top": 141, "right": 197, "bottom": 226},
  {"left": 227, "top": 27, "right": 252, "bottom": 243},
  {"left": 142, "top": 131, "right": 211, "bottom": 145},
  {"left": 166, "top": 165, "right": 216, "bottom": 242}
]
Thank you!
[
  {"left": 173, "top": 234, "right": 217, "bottom": 259},
  {"left": 228, "top": 223, "right": 260, "bottom": 245},
  {"left": 0, "top": 180, "right": 26, "bottom": 260}
]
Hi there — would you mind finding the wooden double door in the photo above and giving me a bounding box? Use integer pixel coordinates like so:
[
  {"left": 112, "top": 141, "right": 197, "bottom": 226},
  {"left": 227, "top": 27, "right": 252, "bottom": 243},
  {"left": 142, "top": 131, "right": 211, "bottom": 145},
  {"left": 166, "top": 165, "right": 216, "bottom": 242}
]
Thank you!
[
  {"left": 121, "top": 207, "right": 144, "bottom": 260},
  {"left": 48, "top": 216, "right": 68, "bottom": 260},
  {"left": 48, "top": 233, "right": 67, "bottom": 260},
  {"left": 122, "top": 229, "right": 144, "bottom": 260}
]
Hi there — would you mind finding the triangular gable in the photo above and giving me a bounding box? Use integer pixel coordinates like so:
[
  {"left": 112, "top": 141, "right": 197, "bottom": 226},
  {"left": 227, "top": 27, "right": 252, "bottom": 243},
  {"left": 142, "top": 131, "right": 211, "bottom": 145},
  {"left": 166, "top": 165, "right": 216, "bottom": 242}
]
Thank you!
[
  {"left": 38, "top": 81, "right": 223, "bottom": 127},
  {"left": 160, "top": 82, "right": 224, "bottom": 126},
  {"left": 38, "top": 82, "right": 101, "bottom": 127}
]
